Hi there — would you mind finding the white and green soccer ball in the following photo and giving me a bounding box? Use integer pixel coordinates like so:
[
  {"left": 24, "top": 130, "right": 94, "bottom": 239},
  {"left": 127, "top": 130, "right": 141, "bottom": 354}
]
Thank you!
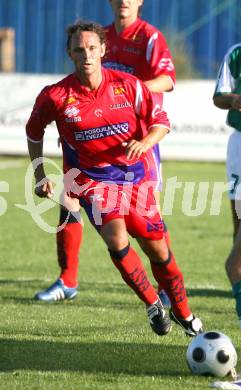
[{"left": 186, "top": 331, "right": 237, "bottom": 378}]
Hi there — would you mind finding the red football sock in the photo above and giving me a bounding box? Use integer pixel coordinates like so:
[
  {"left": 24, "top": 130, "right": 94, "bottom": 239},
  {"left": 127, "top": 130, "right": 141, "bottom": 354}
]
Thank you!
[
  {"left": 57, "top": 221, "right": 82, "bottom": 288},
  {"left": 158, "top": 222, "right": 171, "bottom": 292},
  {"left": 151, "top": 250, "right": 191, "bottom": 319},
  {"left": 110, "top": 245, "right": 158, "bottom": 305}
]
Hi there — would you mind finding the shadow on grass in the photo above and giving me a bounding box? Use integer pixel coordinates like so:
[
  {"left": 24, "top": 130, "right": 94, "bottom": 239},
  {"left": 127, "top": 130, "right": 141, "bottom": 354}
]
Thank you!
[
  {"left": 0, "top": 279, "right": 233, "bottom": 299},
  {"left": 187, "top": 288, "right": 232, "bottom": 299},
  {"left": 0, "top": 338, "right": 189, "bottom": 376},
  {"left": 0, "top": 279, "right": 45, "bottom": 285},
  {"left": 0, "top": 279, "right": 130, "bottom": 294}
]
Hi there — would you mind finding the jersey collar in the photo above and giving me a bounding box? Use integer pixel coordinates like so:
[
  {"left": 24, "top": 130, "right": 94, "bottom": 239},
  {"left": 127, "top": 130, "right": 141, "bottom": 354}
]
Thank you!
[
  {"left": 72, "top": 69, "right": 106, "bottom": 99},
  {"left": 112, "top": 17, "right": 142, "bottom": 38}
]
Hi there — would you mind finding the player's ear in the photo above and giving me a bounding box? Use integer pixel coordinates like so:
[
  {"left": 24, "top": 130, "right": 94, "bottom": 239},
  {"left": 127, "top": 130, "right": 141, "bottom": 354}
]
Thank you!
[
  {"left": 67, "top": 49, "right": 74, "bottom": 61},
  {"left": 67, "top": 39, "right": 72, "bottom": 59},
  {"left": 100, "top": 43, "right": 106, "bottom": 58}
]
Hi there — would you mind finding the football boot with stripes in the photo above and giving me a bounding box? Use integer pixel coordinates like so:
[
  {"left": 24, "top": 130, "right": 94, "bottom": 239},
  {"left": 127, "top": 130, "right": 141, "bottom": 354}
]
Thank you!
[
  {"left": 34, "top": 279, "right": 77, "bottom": 302},
  {"left": 170, "top": 310, "right": 203, "bottom": 337},
  {"left": 147, "top": 300, "right": 172, "bottom": 336}
]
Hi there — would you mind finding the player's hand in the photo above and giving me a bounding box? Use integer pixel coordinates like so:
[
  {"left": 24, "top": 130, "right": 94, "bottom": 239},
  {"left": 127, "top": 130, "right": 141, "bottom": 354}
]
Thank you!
[
  {"left": 232, "top": 95, "right": 241, "bottom": 111},
  {"left": 34, "top": 178, "right": 54, "bottom": 198},
  {"left": 123, "top": 140, "right": 149, "bottom": 160}
]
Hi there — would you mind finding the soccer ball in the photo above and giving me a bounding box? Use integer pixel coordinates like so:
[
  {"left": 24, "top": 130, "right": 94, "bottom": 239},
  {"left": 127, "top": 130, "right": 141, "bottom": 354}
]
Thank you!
[{"left": 186, "top": 331, "right": 237, "bottom": 377}]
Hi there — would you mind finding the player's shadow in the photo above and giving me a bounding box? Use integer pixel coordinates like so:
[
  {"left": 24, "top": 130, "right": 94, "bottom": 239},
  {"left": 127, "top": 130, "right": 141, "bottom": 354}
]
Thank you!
[
  {"left": 187, "top": 288, "right": 232, "bottom": 299},
  {"left": 82, "top": 283, "right": 233, "bottom": 299},
  {"left": 0, "top": 279, "right": 131, "bottom": 294},
  {"left": 0, "top": 280, "right": 233, "bottom": 298},
  {"left": 0, "top": 279, "right": 45, "bottom": 285},
  {"left": 0, "top": 338, "right": 188, "bottom": 376},
  {"left": 0, "top": 280, "right": 233, "bottom": 305},
  {"left": 0, "top": 279, "right": 139, "bottom": 306},
  {"left": 80, "top": 281, "right": 132, "bottom": 294}
]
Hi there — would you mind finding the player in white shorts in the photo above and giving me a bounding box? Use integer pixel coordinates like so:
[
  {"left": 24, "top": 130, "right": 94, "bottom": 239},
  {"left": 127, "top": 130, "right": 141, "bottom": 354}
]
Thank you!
[{"left": 213, "top": 43, "right": 241, "bottom": 328}]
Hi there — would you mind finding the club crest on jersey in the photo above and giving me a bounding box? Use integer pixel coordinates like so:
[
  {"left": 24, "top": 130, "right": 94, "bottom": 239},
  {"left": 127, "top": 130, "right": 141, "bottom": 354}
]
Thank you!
[
  {"left": 112, "top": 86, "right": 126, "bottom": 97},
  {"left": 131, "top": 33, "right": 144, "bottom": 43},
  {"left": 62, "top": 95, "right": 79, "bottom": 106}
]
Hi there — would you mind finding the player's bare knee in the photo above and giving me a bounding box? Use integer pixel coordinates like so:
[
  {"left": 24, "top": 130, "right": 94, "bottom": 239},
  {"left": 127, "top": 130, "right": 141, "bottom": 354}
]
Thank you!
[
  {"left": 142, "top": 238, "right": 169, "bottom": 263},
  {"left": 100, "top": 226, "right": 128, "bottom": 250},
  {"left": 100, "top": 219, "right": 128, "bottom": 250},
  {"left": 103, "top": 233, "right": 128, "bottom": 251}
]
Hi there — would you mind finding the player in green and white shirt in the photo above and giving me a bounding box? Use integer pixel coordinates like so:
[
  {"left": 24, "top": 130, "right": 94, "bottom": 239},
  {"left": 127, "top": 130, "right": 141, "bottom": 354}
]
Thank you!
[{"left": 213, "top": 43, "right": 241, "bottom": 329}]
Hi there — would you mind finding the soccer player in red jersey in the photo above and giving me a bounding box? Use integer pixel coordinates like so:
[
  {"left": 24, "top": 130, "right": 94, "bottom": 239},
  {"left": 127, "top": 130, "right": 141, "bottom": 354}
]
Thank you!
[
  {"left": 104, "top": 0, "right": 175, "bottom": 92},
  {"left": 103, "top": 0, "right": 175, "bottom": 195},
  {"left": 103, "top": 0, "right": 176, "bottom": 303},
  {"left": 26, "top": 20, "right": 203, "bottom": 336},
  {"left": 33, "top": 0, "right": 174, "bottom": 306}
]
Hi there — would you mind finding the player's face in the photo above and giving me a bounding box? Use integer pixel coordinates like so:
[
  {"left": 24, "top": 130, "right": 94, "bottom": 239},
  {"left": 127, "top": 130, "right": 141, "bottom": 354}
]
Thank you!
[
  {"left": 68, "top": 31, "right": 106, "bottom": 77},
  {"left": 109, "top": 0, "right": 143, "bottom": 20}
]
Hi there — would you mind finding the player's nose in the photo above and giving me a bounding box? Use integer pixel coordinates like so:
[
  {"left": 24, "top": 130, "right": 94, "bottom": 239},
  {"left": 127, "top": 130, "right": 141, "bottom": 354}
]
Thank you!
[{"left": 81, "top": 49, "right": 89, "bottom": 60}]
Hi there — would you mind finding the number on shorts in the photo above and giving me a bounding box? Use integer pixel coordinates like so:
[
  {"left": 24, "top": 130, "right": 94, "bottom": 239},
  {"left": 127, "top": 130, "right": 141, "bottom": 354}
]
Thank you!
[{"left": 230, "top": 174, "right": 239, "bottom": 194}]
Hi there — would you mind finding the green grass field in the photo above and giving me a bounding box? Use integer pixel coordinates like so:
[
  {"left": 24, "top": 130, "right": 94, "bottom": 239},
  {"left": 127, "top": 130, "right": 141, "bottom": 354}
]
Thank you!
[{"left": 0, "top": 156, "right": 240, "bottom": 390}]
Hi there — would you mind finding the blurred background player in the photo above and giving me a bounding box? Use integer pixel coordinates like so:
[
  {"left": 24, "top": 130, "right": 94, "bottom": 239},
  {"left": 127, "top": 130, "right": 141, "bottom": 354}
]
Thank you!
[
  {"left": 213, "top": 43, "right": 241, "bottom": 329},
  {"left": 103, "top": 0, "right": 175, "bottom": 305},
  {"left": 34, "top": 0, "right": 175, "bottom": 304},
  {"left": 26, "top": 20, "right": 203, "bottom": 336}
]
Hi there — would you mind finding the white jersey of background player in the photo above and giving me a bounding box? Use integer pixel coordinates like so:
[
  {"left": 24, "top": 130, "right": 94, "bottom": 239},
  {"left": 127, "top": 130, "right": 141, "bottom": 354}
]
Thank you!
[{"left": 213, "top": 43, "right": 241, "bottom": 328}]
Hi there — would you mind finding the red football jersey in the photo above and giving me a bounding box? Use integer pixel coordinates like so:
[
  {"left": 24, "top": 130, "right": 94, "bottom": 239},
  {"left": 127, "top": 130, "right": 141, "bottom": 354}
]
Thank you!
[
  {"left": 26, "top": 68, "right": 170, "bottom": 187},
  {"left": 103, "top": 18, "right": 175, "bottom": 85}
]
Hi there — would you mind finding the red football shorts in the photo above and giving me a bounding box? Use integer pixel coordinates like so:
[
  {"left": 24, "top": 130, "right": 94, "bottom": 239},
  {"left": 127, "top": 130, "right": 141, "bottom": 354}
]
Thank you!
[{"left": 78, "top": 179, "right": 164, "bottom": 240}]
